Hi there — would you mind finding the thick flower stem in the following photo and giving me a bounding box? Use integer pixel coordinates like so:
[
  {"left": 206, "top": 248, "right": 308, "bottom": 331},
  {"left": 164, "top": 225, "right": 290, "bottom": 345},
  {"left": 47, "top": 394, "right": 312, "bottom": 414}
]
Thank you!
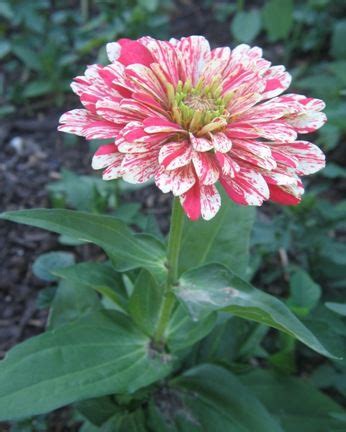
[{"left": 153, "top": 198, "right": 185, "bottom": 345}]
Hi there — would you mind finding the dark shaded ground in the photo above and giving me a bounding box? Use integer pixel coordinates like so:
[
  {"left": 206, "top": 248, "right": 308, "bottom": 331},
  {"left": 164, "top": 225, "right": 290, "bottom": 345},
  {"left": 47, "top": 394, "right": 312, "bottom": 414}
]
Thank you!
[{"left": 0, "top": 115, "right": 88, "bottom": 357}]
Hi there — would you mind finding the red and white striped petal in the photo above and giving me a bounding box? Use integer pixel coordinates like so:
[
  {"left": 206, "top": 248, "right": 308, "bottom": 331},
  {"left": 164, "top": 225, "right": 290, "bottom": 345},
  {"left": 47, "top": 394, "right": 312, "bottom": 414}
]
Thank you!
[
  {"left": 144, "top": 117, "right": 185, "bottom": 134},
  {"left": 126, "top": 64, "right": 167, "bottom": 103},
  {"left": 180, "top": 182, "right": 201, "bottom": 221},
  {"left": 200, "top": 184, "right": 221, "bottom": 220},
  {"left": 158, "top": 140, "right": 192, "bottom": 170},
  {"left": 231, "top": 139, "right": 277, "bottom": 170},
  {"left": 255, "top": 121, "right": 297, "bottom": 142},
  {"left": 220, "top": 168, "right": 269, "bottom": 206},
  {"left": 122, "top": 151, "right": 159, "bottom": 183},
  {"left": 269, "top": 180, "right": 304, "bottom": 205},
  {"left": 58, "top": 109, "right": 120, "bottom": 139},
  {"left": 192, "top": 152, "right": 219, "bottom": 185},
  {"left": 155, "top": 166, "right": 173, "bottom": 193},
  {"left": 227, "top": 80, "right": 265, "bottom": 116},
  {"left": 286, "top": 111, "right": 327, "bottom": 134},
  {"left": 212, "top": 133, "right": 232, "bottom": 153},
  {"left": 226, "top": 122, "right": 260, "bottom": 140},
  {"left": 210, "top": 46, "right": 231, "bottom": 62},
  {"left": 102, "top": 157, "right": 125, "bottom": 180},
  {"left": 139, "top": 36, "right": 180, "bottom": 86},
  {"left": 172, "top": 36, "right": 211, "bottom": 85},
  {"left": 278, "top": 141, "right": 325, "bottom": 175},
  {"left": 106, "top": 39, "right": 154, "bottom": 66},
  {"left": 171, "top": 165, "right": 196, "bottom": 196},
  {"left": 261, "top": 66, "right": 291, "bottom": 99},
  {"left": 92, "top": 143, "right": 119, "bottom": 169},
  {"left": 190, "top": 134, "right": 213, "bottom": 151},
  {"left": 215, "top": 152, "right": 240, "bottom": 177}
]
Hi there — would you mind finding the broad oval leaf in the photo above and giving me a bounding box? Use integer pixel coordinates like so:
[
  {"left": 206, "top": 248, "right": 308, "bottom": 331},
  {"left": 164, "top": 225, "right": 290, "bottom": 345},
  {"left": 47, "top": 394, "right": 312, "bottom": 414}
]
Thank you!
[
  {"left": 179, "top": 191, "right": 255, "bottom": 278},
  {"left": 240, "top": 369, "right": 345, "bottom": 432},
  {"left": 231, "top": 10, "right": 262, "bottom": 43},
  {"left": 176, "top": 263, "right": 337, "bottom": 358},
  {"left": 262, "top": 0, "right": 293, "bottom": 41},
  {"left": 166, "top": 305, "right": 217, "bottom": 352},
  {"left": 33, "top": 251, "right": 75, "bottom": 282},
  {"left": 0, "top": 310, "right": 173, "bottom": 421},
  {"left": 129, "top": 269, "right": 162, "bottom": 336},
  {"left": 149, "top": 364, "right": 283, "bottom": 432},
  {"left": 53, "top": 262, "right": 128, "bottom": 311},
  {"left": 1, "top": 209, "right": 166, "bottom": 277}
]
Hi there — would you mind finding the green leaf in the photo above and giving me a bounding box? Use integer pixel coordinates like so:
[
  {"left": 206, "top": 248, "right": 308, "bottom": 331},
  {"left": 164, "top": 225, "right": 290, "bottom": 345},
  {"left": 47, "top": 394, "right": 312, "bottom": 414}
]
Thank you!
[
  {"left": 32, "top": 251, "right": 75, "bottom": 282},
  {"left": 196, "top": 316, "right": 268, "bottom": 364},
  {"left": 0, "top": 41, "right": 11, "bottom": 59},
  {"left": 23, "top": 81, "right": 53, "bottom": 98},
  {"left": 138, "top": 0, "right": 159, "bottom": 12},
  {"left": 288, "top": 268, "right": 321, "bottom": 314},
  {"left": 262, "top": 0, "right": 293, "bottom": 41},
  {"left": 11, "top": 44, "right": 41, "bottom": 71},
  {"left": 47, "top": 280, "right": 100, "bottom": 329},
  {"left": 231, "top": 10, "right": 262, "bottom": 43},
  {"left": 176, "top": 263, "right": 336, "bottom": 358},
  {"left": 0, "top": 310, "right": 173, "bottom": 421},
  {"left": 76, "top": 396, "right": 120, "bottom": 427},
  {"left": 101, "top": 409, "right": 147, "bottom": 432},
  {"left": 166, "top": 305, "right": 217, "bottom": 352},
  {"left": 322, "top": 163, "right": 346, "bottom": 179},
  {"left": 129, "top": 270, "right": 162, "bottom": 336},
  {"left": 1, "top": 209, "right": 166, "bottom": 276},
  {"left": 179, "top": 191, "right": 255, "bottom": 278},
  {"left": 241, "top": 369, "right": 345, "bottom": 432},
  {"left": 325, "top": 302, "right": 346, "bottom": 317},
  {"left": 150, "top": 364, "right": 283, "bottom": 431},
  {"left": 331, "top": 20, "right": 346, "bottom": 59},
  {"left": 53, "top": 262, "right": 127, "bottom": 311}
]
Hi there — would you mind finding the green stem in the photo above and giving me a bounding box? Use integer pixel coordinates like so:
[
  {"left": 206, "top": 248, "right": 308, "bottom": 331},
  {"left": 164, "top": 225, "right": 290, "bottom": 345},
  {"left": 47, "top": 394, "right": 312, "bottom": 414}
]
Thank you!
[{"left": 153, "top": 198, "right": 185, "bottom": 344}]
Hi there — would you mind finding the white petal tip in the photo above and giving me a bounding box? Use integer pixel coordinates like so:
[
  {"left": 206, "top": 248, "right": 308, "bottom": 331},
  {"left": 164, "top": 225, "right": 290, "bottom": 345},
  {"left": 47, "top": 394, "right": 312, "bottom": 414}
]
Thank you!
[{"left": 106, "top": 42, "right": 121, "bottom": 62}]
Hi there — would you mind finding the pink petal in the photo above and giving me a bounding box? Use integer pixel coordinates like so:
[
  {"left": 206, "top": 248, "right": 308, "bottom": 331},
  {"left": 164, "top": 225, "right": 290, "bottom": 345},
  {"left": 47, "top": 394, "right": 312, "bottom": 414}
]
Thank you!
[
  {"left": 277, "top": 141, "right": 325, "bottom": 175},
  {"left": 106, "top": 39, "right": 154, "bottom": 67},
  {"left": 173, "top": 36, "right": 211, "bottom": 85},
  {"left": 143, "top": 117, "right": 184, "bottom": 134},
  {"left": 269, "top": 182, "right": 303, "bottom": 205},
  {"left": 180, "top": 182, "right": 201, "bottom": 220},
  {"left": 190, "top": 134, "right": 213, "bottom": 151},
  {"left": 215, "top": 152, "right": 240, "bottom": 177},
  {"left": 212, "top": 132, "right": 232, "bottom": 153},
  {"left": 171, "top": 165, "right": 196, "bottom": 195},
  {"left": 227, "top": 80, "right": 265, "bottom": 116},
  {"left": 286, "top": 111, "right": 327, "bottom": 134},
  {"left": 200, "top": 185, "right": 221, "bottom": 220},
  {"left": 158, "top": 140, "right": 192, "bottom": 170},
  {"left": 255, "top": 121, "right": 297, "bottom": 142},
  {"left": 231, "top": 140, "right": 277, "bottom": 170},
  {"left": 155, "top": 166, "right": 173, "bottom": 193},
  {"left": 220, "top": 168, "right": 269, "bottom": 206},
  {"left": 92, "top": 143, "right": 119, "bottom": 169},
  {"left": 102, "top": 156, "right": 125, "bottom": 180},
  {"left": 122, "top": 151, "right": 159, "bottom": 183},
  {"left": 126, "top": 64, "right": 167, "bottom": 103},
  {"left": 139, "top": 36, "right": 180, "bottom": 86},
  {"left": 58, "top": 109, "right": 120, "bottom": 139},
  {"left": 261, "top": 65, "right": 291, "bottom": 99},
  {"left": 192, "top": 152, "right": 219, "bottom": 185}
]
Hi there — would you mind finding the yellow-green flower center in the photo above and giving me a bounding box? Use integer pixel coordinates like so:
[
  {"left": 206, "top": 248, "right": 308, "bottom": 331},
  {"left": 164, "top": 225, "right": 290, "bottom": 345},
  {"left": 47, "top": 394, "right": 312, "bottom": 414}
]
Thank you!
[{"left": 167, "top": 78, "right": 232, "bottom": 135}]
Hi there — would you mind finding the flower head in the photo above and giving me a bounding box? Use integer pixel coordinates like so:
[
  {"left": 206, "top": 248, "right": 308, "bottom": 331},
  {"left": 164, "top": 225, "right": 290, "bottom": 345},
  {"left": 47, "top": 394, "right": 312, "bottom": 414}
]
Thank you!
[{"left": 58, "top": 36, "right": 326, "bottom": 220}]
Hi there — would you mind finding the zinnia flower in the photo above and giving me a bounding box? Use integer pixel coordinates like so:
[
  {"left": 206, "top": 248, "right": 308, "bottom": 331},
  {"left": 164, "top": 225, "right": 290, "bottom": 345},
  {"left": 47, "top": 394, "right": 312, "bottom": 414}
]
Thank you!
[{"left": 58, "top": 36, "right": 326, "bottom": 220}]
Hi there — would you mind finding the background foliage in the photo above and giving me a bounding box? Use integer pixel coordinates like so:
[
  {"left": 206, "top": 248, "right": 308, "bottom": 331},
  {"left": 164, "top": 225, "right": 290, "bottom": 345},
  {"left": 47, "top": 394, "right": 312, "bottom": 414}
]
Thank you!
[{"left": 1, "top": 0, "right": 345, "bottom": 430}]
